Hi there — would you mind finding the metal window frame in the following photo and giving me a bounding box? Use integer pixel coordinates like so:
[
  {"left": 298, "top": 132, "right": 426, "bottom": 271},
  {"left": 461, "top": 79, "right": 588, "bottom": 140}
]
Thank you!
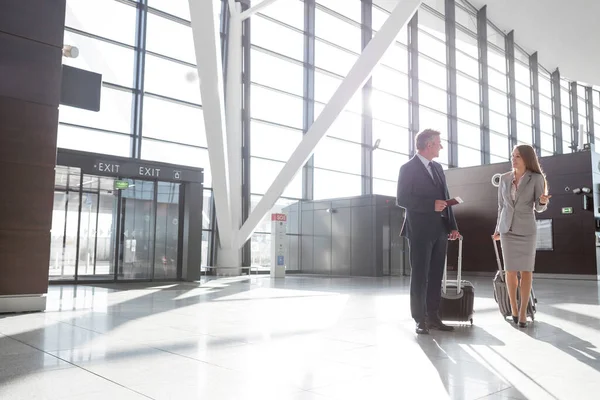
[
  {"left": 569, "top": 81, "right": 580, "bottom": 151},
  {"left": 477, "top": 5, "right": 490, "bottom": 164},
  {"left": 361, "top": 0, "right": 373, "bottom": 195},
  {"left": 445, "top": 0, "right": 458, "bottom": 167},
  {"left": 550, "top": 69, "right": 563, "bottom": 154},
  {"left": 585, "top": 86, "right": 595, "bottom": 144},
  {"left": 530, "top": 52, "right": 541, "bottom": 155},
  {"left": 131, "top": 0, "right": 148, "bottom": 159},
  {"left": 302, "top": 0, "right": 316, "bottom": 201},
  {"left": 505, "top": 31, "right": 517, "bottom": 152},
  {"left": 407, "top": 12, "right": 419, "bottom": 157}
]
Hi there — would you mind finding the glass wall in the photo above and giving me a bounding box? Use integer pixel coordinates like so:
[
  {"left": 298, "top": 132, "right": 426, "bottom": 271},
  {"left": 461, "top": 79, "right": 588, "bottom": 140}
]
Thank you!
[{"left": 58, "top": 0, "right": 596, "bottom": 273}]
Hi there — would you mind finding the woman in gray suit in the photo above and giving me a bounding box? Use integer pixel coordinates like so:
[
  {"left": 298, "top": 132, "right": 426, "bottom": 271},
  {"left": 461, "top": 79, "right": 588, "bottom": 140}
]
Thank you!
[{"left": 492, "top": 145, "right": 551, "bottom": 327}]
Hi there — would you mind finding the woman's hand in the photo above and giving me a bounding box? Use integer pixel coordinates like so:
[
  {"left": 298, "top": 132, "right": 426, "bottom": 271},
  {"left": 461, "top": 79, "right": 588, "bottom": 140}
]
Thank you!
[
  {"left": 539, "top": 194, "right": 552, "bottom": 205},
  {"left": 492, "top": 232, "right": 500, "bottom": 241}
]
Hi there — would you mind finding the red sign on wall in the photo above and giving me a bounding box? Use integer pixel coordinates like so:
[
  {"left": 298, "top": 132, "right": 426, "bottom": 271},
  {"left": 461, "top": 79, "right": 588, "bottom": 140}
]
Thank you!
[{"left": 271, "top": 213, "right": 287, "bottom": 222}]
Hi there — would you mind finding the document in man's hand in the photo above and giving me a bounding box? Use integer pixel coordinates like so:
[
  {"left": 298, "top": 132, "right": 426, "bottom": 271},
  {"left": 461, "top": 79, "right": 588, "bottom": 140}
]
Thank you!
[{"left": 446, "top": 197, "right": 464, "bottom": 206}]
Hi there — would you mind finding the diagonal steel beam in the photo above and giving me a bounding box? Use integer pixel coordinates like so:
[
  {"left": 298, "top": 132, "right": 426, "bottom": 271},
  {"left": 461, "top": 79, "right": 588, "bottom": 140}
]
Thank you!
[
  {"left": 189, "top": 0, "right": 233, "bottom": 249},
  {"left": 236, "top": 0, "right": 422, "bottom": 248}
]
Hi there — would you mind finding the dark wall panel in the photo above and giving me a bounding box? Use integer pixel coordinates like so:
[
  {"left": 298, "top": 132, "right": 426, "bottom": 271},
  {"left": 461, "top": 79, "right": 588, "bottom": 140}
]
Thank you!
[
  {"left": 0, "top": 32, "right": 63, "bottom": 106},
  {"left": 0, "top": 0, "right": 66, "bottom": 47},
  {"left": 0, "top": 0, "right": 66, "bottom": 299},
  {"left": 445, "top": 151, "right": 597, "bottom": 275}
]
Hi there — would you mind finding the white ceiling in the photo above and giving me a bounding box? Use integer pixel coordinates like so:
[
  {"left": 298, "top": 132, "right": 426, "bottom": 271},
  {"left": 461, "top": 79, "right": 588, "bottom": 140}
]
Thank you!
[{"left": 374, "top": 0, "right": 600, "bottom": 86}]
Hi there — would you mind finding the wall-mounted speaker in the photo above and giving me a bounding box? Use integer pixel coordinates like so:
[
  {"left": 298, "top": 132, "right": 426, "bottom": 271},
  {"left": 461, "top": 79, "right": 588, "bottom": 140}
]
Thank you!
[{"left": 491, "top": 173, "right": 502, "bottom": 187}]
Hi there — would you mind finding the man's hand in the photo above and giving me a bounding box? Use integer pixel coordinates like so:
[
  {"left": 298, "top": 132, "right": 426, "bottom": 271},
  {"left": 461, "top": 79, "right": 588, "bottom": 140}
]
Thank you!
[
  {"left": 448, "top": 230, "right": 460, "bottom": 240},
  {"left": 434, "top": 200, "right": 447, "bottom": 212}
]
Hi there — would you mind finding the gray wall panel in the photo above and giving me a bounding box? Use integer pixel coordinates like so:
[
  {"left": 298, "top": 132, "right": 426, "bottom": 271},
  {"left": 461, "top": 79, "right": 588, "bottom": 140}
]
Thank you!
[
  {"left": 313, "top": 209, "right": 331, "bottom": 274},
  {"left": 300, "top": 209, "right": 314, "bottom": 273},
  {"left": 351, "top": 205, "right": 374, "bottom": 276},
  {"left": 332, "top": 207, "right": 352, "bottom": 275}
]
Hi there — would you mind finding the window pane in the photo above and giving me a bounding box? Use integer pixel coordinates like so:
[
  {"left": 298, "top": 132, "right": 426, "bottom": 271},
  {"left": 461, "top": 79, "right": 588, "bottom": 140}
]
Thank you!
[
  {"left": 314, "top": 138, "right": 361, "bottom": 175},
  {"left": 419, "top": 82, "right": 447, "bottom": 112},
  {"left": 539, "top": 75, "right": 552, "bottom": 98},
  {"left": 516, "top": 82, "right": 531, "bottom": 105},
  {"left": 252, "top": 16, "right": 304, "bottom": 61},
  {"left": 144, "top": 55, "right": 201, "bottom": 104},
  {"left": 251, "top": 158, "right": 302, "bottom": 198},
  {"left": 489, "top": 68, "right": 507, "bottom": 91},
  {"left": 148, "top": 0, "right": 193, "bottom": 20},
  {"left": 516, "top": 101, "right": 532, "bottom": 124},
  {"left": 142, "top": 96, "right": 207, "bottom": 147},
  {"left": 374, "top": 150, "right": 408, "bottom": 181},
  {"left": 456, "top": 52, "right": 479, "bottom": 77},
  {"left": 418, "top": 32, "right": 446, "bottom": 64},
  {"left": 373, "top": 178, "right": 397, "bottom": 197},
  {"left": 379, "top": 42, "right": 408, "bottom": 73},
  {"left": 259, "top": 0, "right": 304, "bottom": 29},
  {"left": 315, "top": 9, "right": 361, "bottom": 52},
  {"left": 514, "top": 60, "right": 530, "bottom": 85},
  {"left": 315, "top": 40, "right": 357, "bottom": 76},
  {"left": 63, "top": 31, "right": 135, "bottom": 88},
  {"left": 251, "top": 120, "right": 302, "bottom": 162},
  {"left": 372, "top": 91, "right": 409, "bottom": 126},
  {"left": 202, "top": 190, "right": 213, "bottom": 230},
  {"left": 489, "top": 88, "right": 507, "bottom": 115},
  {"left": 65, "top": 0, "right": 137, "bottom": 45},
  {"left": 314, "top": 169, "right": 361, "bottom": 200},
  {"left": 250, "top": 85, "right": 303, "bottom": 129},
  {"left": 373, "top": 120, "right": 410, "bottom": 153},
  {"left": 539, "top": 95, "right": 552, "bottom": 115},
  {"left": 457, "top": 145, "right": 481, "bottom": 167},
  {"left": 314, "top": 72, "right": 362, "bottom": 114},
  {"left": 457, "top": 97, "right": 480, "bottom": 124},
  {"left": 456, "top": 73, "right": 479, "bottom": 103},
  {"left": 541, "top": 133, "right": 554, "bottom": 152},
  {"left": 142, "top": 140, "right": 212, "bottom": 186},
  {"left": 59, "top": 87, "right": 133, "bottom": 134},
  {"left": 419, "top": 57, "right": 446, "bottom": 89},
  {"left": 457, "top": 120, "right": 481, "bottom": 149},
  {"left": 488, "top": 48, "right": 506, "bottom": 74},
  {"left": 456, "top": 30, "right": 478, "bottom": 59},
  {"left": 314, "top": 105, "right": 362, "bottom": 143},
  {"left": 540, "top": 112, "right": 553, "bottom": 134},
  {"left": 490, "top": 132, "right": 509, "bottom": 157},
  {"left": 420, "top": 108, "right": 448, "bottom": 140},
  {"left": 57, "top": 125, "right": 130, "bottom": 157},
  {"left": 490, "top": 111, "right": 508, "bottom": 134},
  {"left": 317, "top": 0, "right": 361, "bottom": 22},
  {"left": 372, "top": 65, "right": 409, "bottom": 98},
  {"left": 251, "top": 50, "right": 304, "bottom": 96},
  {"left": 146, "top": 14, "right": 194, "bottom": 64}
]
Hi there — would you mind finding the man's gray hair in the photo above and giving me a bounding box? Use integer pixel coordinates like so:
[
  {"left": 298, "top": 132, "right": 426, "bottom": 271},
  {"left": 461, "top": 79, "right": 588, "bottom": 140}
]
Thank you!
[{"left": 415, "top": 129, "right": 441, "bottom": 151}]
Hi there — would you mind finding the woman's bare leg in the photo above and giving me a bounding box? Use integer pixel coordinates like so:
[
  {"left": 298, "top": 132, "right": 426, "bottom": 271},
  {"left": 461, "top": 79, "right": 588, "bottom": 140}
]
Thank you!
[
  {"left": 506, "top": 271, "right": 519, "bottom": 318},
  {"left": 519, "top": 271, "right": 533, "bottom": 322}
]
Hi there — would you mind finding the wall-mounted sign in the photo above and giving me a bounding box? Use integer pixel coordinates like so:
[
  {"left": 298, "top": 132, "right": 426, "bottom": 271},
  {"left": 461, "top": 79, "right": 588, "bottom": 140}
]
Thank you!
[
  {"left": 114, "top": 180, "right": 130, "bottom": 190},
  {"left": 561, "top": 207, "right": 573, "bottom": 215}
]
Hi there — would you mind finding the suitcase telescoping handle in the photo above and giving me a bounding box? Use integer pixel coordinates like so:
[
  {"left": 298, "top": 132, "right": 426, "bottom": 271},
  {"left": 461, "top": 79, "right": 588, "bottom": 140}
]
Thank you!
[
  {"left": 492, "top": 235, "right": 504, "bottom": 273},
  {"left": 442, "top": 235, "right": 463, "bottom": 295}
]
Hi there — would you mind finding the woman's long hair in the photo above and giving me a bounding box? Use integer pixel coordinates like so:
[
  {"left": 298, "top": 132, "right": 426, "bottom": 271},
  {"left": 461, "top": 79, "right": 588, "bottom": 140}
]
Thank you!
[{"left": 515, "top": 144, "right": 548, "bottom": 194}]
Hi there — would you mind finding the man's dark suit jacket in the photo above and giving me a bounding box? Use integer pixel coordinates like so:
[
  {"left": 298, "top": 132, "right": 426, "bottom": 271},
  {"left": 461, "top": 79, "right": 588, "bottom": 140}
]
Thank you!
[{"left": 396, "top": 155, "right": 458, "bottom": 238}]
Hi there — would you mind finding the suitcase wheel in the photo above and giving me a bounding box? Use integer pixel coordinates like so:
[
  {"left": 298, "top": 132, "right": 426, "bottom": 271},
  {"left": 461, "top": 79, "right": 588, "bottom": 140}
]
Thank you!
[{"left": 470, "top": 318, "right": 473, "bottom": 325}]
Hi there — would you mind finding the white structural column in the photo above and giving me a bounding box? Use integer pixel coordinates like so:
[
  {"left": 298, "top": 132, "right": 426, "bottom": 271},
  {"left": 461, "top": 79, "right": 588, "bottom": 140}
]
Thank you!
[
  {"left": 189, "top": 0, "right": 233, "bottom": 250},
  {"left": 237, "top": 0, "right": 422, "bottom": 248},
  {"left": 221, "top": 0, "right": 243, "bottom": 267}
]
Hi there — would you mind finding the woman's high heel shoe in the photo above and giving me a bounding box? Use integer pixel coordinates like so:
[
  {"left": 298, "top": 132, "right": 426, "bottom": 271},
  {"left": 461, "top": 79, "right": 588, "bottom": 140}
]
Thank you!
[
  {"left": 518, "top": 321, "right": 527, "bottom": 328},
  {"left": 512, "top": 316, "right": 519, "bottom": 324}
]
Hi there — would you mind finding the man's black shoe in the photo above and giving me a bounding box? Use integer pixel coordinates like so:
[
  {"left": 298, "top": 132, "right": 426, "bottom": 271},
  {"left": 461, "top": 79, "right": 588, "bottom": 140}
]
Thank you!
[
  {"left": 426, "top": 318, "right": 454, "bottom": 331},
  {"left": 415, "top": 321, "right": 429, "bottom": 334}
]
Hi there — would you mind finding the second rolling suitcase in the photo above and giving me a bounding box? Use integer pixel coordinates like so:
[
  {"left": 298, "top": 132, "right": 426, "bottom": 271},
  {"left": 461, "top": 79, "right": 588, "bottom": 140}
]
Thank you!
[
  {"left": 439, "top": 236, "right": 475, "bottom": 325},
  {"left": 492, "top": 237, "right": 537, "bottom": 320}
]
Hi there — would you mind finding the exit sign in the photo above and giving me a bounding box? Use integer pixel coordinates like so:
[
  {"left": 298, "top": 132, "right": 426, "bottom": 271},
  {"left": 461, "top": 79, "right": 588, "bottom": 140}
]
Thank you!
[
  {"left": 114, "top": 180, "right": 130, "bottom": 190},
  {"left": 561, "top": 207, "right": 573, "bottom": 215}
]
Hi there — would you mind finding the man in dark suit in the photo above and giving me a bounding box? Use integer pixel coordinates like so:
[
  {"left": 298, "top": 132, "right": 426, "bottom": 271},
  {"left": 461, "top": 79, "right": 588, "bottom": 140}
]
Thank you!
[{"left": 396, "top": 129, "right": 460, "bottom": 334}]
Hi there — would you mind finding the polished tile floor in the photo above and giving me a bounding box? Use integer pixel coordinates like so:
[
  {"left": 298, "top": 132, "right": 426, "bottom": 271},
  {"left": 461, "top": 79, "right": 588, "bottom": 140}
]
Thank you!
[{"left": 1, "top": 275, "right": 599, "bottom": 400}]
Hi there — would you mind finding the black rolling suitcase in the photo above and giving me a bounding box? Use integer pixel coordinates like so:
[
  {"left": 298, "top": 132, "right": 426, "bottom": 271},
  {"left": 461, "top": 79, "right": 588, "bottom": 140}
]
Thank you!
[
  {"left": 439, "top": 236, "right": 475, "bottom": 325},
  {"left": 492, "top": 237, "right": 537, "bottom": 320}
]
